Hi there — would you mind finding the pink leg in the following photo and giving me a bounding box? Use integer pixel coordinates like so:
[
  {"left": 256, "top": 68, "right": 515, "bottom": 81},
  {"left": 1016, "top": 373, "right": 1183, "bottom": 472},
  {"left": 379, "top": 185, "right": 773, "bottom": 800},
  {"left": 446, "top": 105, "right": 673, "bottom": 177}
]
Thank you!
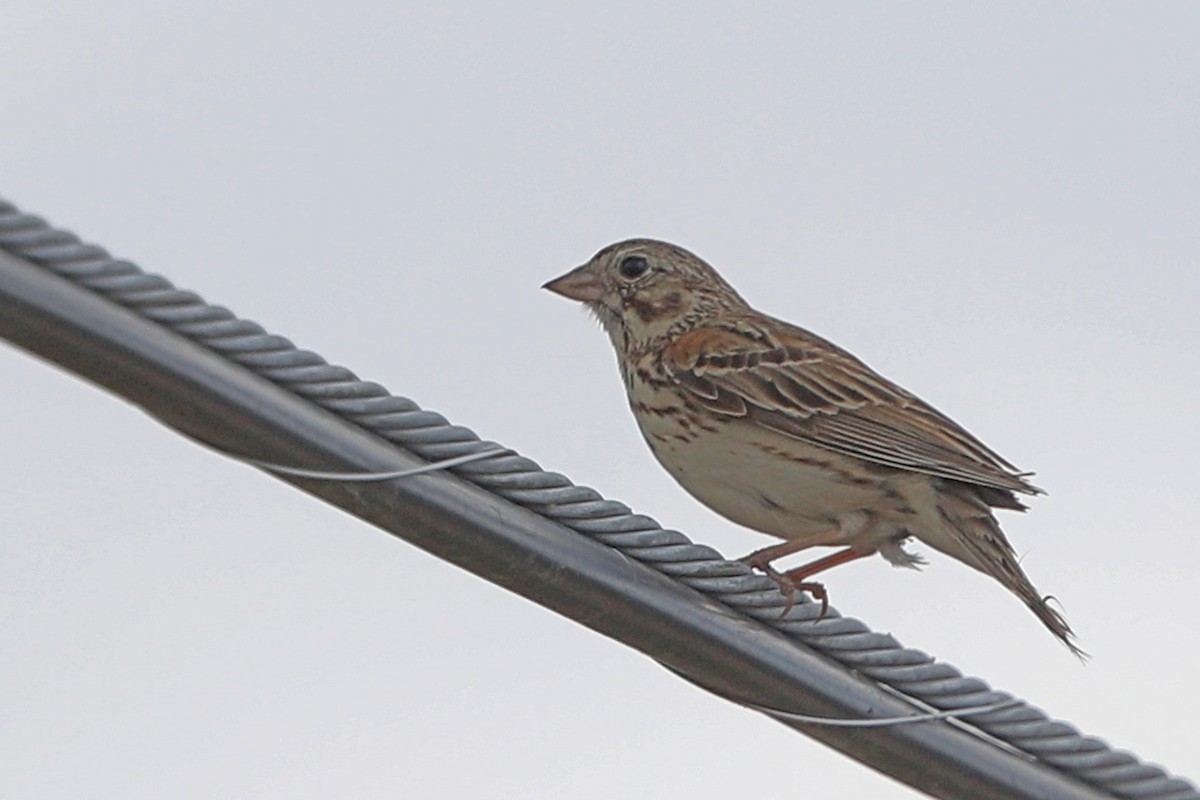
[
  {"left": 783, "top": 546, "right": 874, "bottom": 582},
  {"left": 781, "top": 547, "right": 875, "bottom": 621},
  {"left": 738, "top": 541, "right": 830, "bottom": 619},
  {"left": 741, "top": 542, "right": 875, "bottom": 620},
  {"left": 738, "top": 538, "right": 816, "bottom": 572},
  {"left": 738, "top": 540, "right": 823, "bottom": 618}
]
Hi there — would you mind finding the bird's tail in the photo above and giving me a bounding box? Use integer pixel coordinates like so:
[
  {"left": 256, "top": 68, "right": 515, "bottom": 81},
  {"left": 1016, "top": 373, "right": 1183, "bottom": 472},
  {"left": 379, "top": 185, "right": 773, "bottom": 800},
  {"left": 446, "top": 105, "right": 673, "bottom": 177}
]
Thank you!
[{"left": 932, "top": 484, "right": 1086, "bottom": 660}]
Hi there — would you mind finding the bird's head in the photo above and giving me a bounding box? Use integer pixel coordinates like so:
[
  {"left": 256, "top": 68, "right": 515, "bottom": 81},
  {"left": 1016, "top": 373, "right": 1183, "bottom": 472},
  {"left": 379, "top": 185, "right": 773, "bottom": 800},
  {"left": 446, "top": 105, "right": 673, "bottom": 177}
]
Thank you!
[{"left": 542, "top": 239, "right": 747, "bottom": 352}]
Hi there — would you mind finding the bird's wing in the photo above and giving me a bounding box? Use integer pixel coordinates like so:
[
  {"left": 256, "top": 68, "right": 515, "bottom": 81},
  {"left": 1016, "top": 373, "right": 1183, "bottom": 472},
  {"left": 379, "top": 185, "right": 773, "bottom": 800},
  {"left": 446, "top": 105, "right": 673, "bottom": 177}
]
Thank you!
[{"left": 661, "top": 318, "right": 1041, "bottom": 496}]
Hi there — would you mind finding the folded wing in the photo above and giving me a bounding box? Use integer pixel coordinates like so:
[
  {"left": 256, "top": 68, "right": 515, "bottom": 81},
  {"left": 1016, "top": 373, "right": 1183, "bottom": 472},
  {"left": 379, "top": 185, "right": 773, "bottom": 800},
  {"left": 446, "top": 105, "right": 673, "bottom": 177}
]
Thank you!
[{"left": 662, "top": 317, "right": 1041, "bottom": 498}]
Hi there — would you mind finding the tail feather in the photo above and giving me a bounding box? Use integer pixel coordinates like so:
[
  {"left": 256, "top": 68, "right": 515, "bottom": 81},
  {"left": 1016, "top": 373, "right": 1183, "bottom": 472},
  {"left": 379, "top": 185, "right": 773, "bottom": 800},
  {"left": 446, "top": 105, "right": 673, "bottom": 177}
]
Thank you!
[{"left": 930, "top": 484, "right": 1086, "bottom": 660}]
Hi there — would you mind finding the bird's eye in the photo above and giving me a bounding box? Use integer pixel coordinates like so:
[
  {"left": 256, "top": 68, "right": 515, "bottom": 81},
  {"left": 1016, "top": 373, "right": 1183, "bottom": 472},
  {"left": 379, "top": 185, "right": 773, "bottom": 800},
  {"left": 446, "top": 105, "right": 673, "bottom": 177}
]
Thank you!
[{"left": 618, "top": 255, "right": 649, "bottom": 280}]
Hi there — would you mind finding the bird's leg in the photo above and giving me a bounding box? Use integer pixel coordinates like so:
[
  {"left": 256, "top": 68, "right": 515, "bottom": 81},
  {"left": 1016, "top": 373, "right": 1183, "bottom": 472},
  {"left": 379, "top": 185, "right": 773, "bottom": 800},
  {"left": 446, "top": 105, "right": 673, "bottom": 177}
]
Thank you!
[
  {"left": 780, "top": 547, "right": 875, "bottom": 621},
  {"left": 783, "top": 546, "right": 874, "bottom": 581},
  {"left": 738, "top": 538, "right": 813, "bottom": 572},
  {"left": 739, "top": 539, "right": 827, "bottom": 618}
]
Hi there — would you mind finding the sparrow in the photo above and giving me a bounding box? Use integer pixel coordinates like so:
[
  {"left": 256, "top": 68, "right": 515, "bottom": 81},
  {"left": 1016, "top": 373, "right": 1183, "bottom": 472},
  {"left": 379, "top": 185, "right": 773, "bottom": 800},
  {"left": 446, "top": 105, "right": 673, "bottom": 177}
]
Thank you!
[{"left": 543, "top": 238, "right": 1081, "bottom": 656}]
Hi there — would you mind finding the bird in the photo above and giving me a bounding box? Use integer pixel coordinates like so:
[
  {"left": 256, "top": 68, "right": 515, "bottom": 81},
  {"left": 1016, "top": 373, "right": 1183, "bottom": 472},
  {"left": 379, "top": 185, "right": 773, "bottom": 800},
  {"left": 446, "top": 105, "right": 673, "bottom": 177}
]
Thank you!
[{"left": 543, "top": 238, "right": 1082, "bottom": 656}]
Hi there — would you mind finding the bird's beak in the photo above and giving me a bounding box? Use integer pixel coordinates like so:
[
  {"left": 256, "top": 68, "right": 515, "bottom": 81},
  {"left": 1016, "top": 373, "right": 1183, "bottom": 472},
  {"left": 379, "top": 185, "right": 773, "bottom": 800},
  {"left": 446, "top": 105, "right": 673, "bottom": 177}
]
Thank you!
[{"left": 542, "top": 264, "right": 605, "bottom": 303}]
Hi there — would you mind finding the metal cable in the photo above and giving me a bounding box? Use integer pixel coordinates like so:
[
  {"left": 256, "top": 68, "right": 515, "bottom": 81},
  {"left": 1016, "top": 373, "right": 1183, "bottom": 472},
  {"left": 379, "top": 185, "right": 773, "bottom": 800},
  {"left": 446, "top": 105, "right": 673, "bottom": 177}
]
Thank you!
[{"left": 1, "top": 197, "right": 1194, "bottom": 800}]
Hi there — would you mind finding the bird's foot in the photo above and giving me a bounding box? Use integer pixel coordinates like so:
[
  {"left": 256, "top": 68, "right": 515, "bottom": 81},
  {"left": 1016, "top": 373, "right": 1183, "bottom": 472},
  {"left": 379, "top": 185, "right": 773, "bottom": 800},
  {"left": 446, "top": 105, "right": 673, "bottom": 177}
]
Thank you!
[{"left": 742, "top": 558, "right": 830, "bottom": 621}]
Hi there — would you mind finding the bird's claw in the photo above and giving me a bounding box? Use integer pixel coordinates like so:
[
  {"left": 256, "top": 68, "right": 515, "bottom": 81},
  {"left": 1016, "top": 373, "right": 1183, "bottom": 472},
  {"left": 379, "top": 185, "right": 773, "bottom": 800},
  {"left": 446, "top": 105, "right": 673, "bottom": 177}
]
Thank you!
[{"left": 743, "top": 559, "right": 830, "bottom": 621}]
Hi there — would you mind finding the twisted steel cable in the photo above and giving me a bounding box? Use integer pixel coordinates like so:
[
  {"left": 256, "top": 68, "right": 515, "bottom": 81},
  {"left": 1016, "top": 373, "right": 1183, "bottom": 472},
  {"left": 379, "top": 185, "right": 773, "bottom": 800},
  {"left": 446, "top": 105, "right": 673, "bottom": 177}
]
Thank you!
[{"left": 0, "top": 198, "right": 1193, "bottom": 800}]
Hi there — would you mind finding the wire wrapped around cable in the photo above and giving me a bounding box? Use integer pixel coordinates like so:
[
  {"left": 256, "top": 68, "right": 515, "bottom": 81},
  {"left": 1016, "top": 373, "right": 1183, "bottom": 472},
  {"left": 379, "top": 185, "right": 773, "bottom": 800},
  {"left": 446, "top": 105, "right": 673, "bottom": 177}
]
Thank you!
[{"left": 0, "top": 198, "right": 1193, "bottom": 800}]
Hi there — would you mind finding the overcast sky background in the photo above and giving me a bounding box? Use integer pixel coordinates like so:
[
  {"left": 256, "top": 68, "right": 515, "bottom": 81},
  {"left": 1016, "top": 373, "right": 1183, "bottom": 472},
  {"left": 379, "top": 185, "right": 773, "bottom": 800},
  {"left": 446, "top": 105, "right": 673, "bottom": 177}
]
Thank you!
[{"left": 2, "top": 3, "right": 1198, "bottom": 798}]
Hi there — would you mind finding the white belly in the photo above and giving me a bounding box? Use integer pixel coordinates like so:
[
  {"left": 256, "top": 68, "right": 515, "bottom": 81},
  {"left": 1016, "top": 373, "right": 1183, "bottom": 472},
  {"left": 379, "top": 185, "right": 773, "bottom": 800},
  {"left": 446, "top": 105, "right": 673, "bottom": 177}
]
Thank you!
[{"left": 635, "top": 406, "right": 934, "bottom": 549}]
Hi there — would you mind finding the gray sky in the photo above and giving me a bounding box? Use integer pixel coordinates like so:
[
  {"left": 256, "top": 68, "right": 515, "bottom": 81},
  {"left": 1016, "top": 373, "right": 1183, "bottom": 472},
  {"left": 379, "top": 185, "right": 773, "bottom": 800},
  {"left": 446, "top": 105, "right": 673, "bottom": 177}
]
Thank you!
[{"left": 2, "top": 3, "right": 1198, "bottom": 798}]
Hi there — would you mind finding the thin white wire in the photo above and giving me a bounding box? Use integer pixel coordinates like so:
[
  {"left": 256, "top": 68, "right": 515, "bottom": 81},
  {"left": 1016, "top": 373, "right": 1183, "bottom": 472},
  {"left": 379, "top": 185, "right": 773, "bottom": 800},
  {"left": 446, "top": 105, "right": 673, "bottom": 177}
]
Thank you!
[
  {"left": 241, "top": 446, "right": 512, "bottom": 481},
  {"left": 747, "top": 697, "right": 1023, "bottom": 728}
]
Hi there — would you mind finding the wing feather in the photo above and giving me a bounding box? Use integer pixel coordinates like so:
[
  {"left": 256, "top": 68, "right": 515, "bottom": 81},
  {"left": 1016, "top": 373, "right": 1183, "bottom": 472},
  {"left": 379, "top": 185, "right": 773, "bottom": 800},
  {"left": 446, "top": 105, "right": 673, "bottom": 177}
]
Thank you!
[{"left": 662, "top": 317, "right": 1041, "bottom": 495}]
